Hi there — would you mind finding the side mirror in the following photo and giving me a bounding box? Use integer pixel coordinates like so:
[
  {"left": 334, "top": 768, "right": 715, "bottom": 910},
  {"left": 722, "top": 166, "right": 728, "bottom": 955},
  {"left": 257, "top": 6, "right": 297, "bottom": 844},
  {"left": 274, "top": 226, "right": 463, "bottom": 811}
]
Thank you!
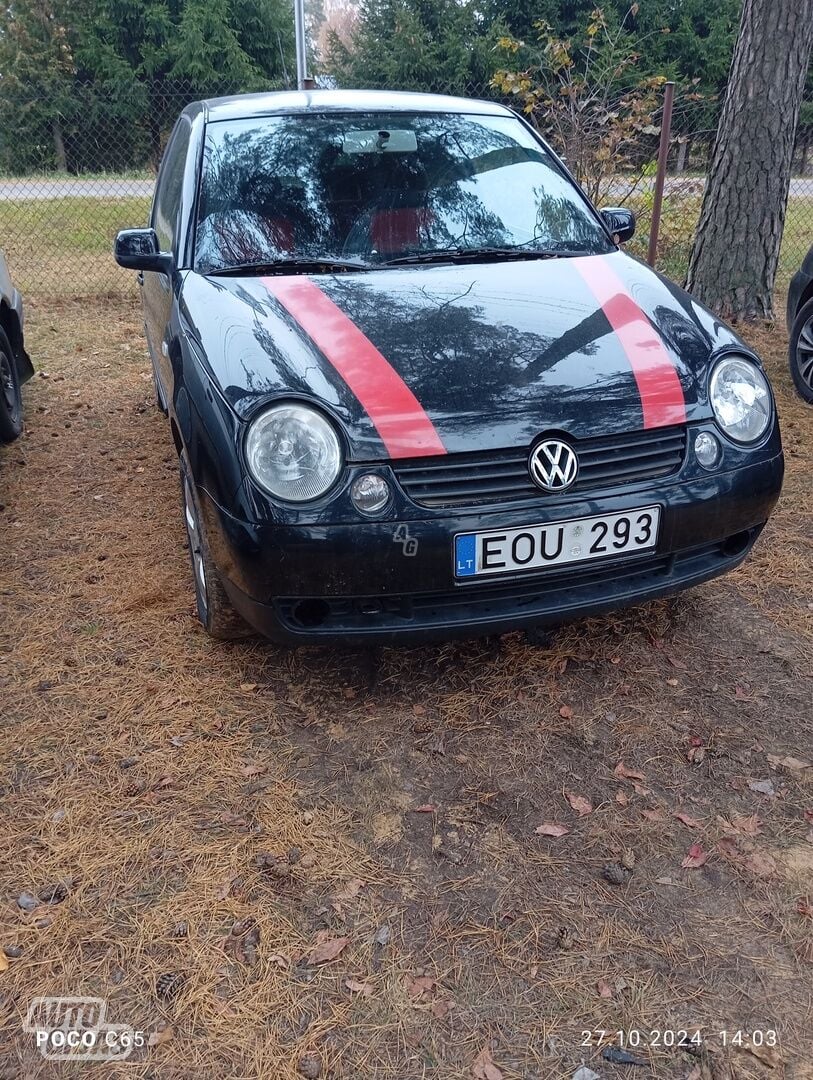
[
  {"left": 114, "top": 228, "right": 173, "bottom": 274},
  {"left": 600, "top": 207, "right": 636, "bottom": 244}
]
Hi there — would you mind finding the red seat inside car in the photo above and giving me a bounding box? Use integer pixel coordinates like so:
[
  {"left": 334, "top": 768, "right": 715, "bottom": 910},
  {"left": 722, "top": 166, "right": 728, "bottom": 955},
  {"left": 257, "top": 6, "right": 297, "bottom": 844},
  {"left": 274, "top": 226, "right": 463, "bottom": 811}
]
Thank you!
[
  {"left": 266, "top": 217, "right": 294, "bottom": 254},
  {"left": 370, "top": 208, "right": 431, "bottom": 254}
]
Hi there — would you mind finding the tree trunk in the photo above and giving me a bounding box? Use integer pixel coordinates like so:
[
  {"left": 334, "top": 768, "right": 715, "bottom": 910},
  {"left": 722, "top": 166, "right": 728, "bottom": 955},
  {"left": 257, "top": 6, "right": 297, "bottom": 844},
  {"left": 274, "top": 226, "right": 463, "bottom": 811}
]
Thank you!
[
  {"left": 51, "top": 117, "right": 68, "bottom": 172},
  {"left": 676, "top": 137, "right": 688, "bottom": 174},
  {"left": 685, "top": 0, "right": 813, "bottom": 321}
]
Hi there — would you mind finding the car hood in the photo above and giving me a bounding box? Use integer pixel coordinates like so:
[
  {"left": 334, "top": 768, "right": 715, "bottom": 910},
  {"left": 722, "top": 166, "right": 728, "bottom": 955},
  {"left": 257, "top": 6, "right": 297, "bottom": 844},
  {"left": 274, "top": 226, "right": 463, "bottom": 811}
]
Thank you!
[{"left": 180, "top": 251, "right": 744, "bottom": 461}]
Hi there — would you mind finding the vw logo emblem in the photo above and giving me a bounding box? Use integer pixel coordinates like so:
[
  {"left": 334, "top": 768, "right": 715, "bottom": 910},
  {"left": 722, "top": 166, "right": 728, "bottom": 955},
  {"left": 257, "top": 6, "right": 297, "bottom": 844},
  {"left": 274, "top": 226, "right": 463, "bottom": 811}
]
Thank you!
[{"left": 529, "top": 438, "right": 579, "bottom": 492}]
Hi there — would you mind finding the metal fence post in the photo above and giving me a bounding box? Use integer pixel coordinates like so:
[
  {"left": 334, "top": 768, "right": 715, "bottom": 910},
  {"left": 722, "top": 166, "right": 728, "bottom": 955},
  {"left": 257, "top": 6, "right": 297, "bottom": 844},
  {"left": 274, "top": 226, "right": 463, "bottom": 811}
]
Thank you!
[
  {"left": 294, "top": 0, "right": 309, "bottom": 90},
  {"left": 647, "top": 80, "right": 675, "bottom": 268}
]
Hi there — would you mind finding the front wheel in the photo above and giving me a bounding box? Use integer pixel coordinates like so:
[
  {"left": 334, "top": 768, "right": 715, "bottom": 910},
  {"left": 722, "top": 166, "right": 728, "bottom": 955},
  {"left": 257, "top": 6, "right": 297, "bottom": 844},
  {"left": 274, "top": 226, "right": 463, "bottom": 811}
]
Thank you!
[
  {"left": 0, "top": 328, "right": 23, "bottom": 442},
  {"left": 178, "top": 450, "right": 254, "bottom": 640},
  {"left": 789, "top": 296, "right": 813, "bottom": 404}
]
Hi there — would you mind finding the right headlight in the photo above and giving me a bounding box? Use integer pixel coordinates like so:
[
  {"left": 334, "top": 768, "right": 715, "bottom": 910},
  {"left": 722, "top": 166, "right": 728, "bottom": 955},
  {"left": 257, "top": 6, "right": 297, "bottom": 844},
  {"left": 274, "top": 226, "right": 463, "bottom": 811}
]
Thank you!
[
  {"left": 245, "top": 402, "right": 343, "bottom": 502},
  {"left": 709, "top": 356, "right": 772, "bottom": 444}
]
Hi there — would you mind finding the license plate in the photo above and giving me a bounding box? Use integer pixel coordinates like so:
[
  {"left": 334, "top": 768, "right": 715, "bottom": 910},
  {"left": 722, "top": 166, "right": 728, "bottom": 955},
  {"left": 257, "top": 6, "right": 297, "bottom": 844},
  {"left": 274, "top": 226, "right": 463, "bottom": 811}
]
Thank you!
[{"left": 454, "top": 506, "right": 661, "bottom": 579}]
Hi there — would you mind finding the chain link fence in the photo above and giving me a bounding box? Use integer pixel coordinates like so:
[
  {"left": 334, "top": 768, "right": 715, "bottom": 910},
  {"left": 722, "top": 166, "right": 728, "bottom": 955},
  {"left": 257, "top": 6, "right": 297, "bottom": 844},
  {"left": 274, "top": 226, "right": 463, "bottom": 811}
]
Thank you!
[{"left": 0, "top": 76, "right": 810, "bottom": 300}]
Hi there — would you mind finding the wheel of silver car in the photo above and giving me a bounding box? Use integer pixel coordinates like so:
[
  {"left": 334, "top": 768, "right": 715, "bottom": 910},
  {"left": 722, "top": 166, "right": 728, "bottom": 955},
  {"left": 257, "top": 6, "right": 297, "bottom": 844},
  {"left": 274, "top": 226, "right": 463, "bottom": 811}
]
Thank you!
[
  {"left": 789, "top": 296, "right": 813, "bottom": 404},
  {"left": 0, "top": 328, "right": 23, "bottom": 442},
  {"left": 178, "top": 450, "right": 253, "bottom": 640}
]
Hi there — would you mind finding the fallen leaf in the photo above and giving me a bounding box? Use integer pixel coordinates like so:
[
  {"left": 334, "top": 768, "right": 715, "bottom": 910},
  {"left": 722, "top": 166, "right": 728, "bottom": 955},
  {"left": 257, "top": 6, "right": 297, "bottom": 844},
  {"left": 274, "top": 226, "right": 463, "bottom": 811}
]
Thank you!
[
  {"left": 674, "top": 811, "right": 703, "bottom": 829},
  {"left": 632, "top": 781, "right": 651, "bottom": 797},
  {"left": 307, "top": 936, "right": 349, "bottom": 965},
  {"left": 239, "top": 682, "right": 258, "bottom": 692},
  {"left": 374, "top": 924, "right": 391, "bottom": 946},
  {"left": 742, "top": 851, "right": 777, "bottom": 878},
  {"left": 642, "top": 807, "right": 665, "bottom": 822},
  {"left": 573, "top": 1069, "right": 601, "bottom": 1080},
  {"left": 335, "top": 877, "right": 364, "bottom": 900},
  {"left": 241, "top": 764, "right": 265, "bottom": 778},
  {"left": 655, "top": 875, "right": 680, "bottom": 886},
  {"left": 148, "top": 1024, "right": 174, "bottom": 1048},
  {"left": 614, "top": 761, "right": 645, "bottom": 781},
  {"left": 681, "top": 843, "right": 708, "bottom": 869},
  {"left": 597, "top": 978, "right": 613, "bottom": 998},
  {"left": 615, "top": 791, "right": 629, "bottom": 807},
  {"left": 344, "top": 977, "right": 373, "bottom": 997},
  {"left": 0, "top": 953, "right": 8, "bottom": 973},
  {"left": 430, "top": 998, "right": 453, "bottom": 1019},
  {"left": 687, "top": 744, "right": 706, "bottom": 765},
  {"left": 534, "top": 822, "right": 570, "bottom": 837},
  {"left": 722, "top": 813, "right": 762, "bottom": 836},
  {"left": 559, "top": 705, "right": 574, "bottom": 719},
  {"left": 805, "top": 809, "right": 813, "bottom": 824},
  {"left": 407, "top": 974, "right": 436, "bottom": 999},
  {"left": 413, "top": 804, "right": 437, "bottom": 813},
  {"left": 740, "top": 1040, "right": 782, "bottom": 1067},
  {"left": 565, "top": 791, "right": 593, "bottom": 817},
  {"left": 749, "top": 778, "right": 776, "bottom": 797},
  {"left": 767, "top": 753, "right": 811, "bottom": 772},
  {"left": 797, "top": 898, "right": 812, "bottom": 918},
  {"left": 717, "top": 836, "right": 740, "bottom": 859},
  {"left": 472, "top": 1044, "right": 503, "bottom": 1080}
]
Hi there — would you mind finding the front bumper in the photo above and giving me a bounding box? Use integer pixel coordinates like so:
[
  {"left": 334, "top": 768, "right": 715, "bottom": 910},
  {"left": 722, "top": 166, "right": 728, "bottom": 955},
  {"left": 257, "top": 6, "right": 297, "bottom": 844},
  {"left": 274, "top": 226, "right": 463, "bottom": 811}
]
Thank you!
[{"left": 200, "top": 450, "right": 784, "bottom": 645}]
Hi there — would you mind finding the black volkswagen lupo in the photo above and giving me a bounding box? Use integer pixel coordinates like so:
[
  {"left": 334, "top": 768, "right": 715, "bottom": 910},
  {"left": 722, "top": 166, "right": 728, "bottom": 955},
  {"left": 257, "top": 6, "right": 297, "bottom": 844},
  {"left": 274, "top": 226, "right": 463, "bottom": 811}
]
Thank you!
[{"left": 114, "top": 90, "right": 783, "bottom": 644}]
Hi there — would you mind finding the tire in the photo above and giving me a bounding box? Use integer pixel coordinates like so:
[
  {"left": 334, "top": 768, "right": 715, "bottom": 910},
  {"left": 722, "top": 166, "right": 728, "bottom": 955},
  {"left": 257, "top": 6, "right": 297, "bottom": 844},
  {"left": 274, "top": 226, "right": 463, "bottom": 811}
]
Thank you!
[
  {"left": 178, "top": 450, "right": 254, "bottom": 640},
  {"left": 0, "top": 327, "right": 23, "bottom": 442},
  {"left": 788, "top": 295, "right": 813, "bottom": 404}
]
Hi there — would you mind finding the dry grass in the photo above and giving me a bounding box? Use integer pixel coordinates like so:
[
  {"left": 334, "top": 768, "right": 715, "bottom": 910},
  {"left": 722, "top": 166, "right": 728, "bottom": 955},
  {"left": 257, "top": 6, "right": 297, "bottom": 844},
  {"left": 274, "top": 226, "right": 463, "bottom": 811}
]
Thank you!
[{"left": 1, "top": 296, "right": 812, "bottom": 1079}]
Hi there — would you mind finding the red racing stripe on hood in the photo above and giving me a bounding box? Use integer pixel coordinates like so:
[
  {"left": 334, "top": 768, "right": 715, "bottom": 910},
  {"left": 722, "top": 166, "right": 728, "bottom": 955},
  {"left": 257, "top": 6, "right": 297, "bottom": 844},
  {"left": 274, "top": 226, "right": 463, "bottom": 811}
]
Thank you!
[
  {"left": 572, "top": 256, "right": 687, "bottom": 429},
  {"left": 261, "top": 276, "right": 447, "bottom": 458}
]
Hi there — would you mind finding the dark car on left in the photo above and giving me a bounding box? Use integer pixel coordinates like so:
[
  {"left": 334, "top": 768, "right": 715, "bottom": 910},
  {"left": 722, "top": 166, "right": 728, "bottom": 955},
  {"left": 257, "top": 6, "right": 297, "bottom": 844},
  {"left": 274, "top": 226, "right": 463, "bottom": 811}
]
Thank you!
[{"left": 0, "top": 251, "right": 33, "bottom": 442}]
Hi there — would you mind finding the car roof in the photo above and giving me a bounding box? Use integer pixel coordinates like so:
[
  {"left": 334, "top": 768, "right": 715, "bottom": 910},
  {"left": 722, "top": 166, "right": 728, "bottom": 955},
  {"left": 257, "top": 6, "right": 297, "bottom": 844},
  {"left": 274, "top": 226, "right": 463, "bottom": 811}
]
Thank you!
[{"left": 185, "top": 89, "right": 516, "bottom": 124}]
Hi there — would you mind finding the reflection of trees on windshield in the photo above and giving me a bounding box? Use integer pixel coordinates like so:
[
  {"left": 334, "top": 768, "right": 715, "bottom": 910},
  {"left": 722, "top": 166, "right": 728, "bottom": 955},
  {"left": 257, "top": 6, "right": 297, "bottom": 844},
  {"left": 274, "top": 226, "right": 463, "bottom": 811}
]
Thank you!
[
  {"left": 195, "top": 113, "right": 612, "bottom": 271},
  {"left": 319, "top": 277, "right": 631, "bottom": 419}
]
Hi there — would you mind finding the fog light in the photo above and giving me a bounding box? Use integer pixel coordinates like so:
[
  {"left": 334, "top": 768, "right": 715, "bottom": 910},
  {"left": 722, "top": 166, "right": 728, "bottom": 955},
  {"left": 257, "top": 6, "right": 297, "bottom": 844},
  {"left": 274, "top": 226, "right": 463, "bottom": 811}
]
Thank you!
[
  {"left": 351, "top": 473, "right": 390, "bottom": 514},
  {"left": 694, "top": 431, "right": 720, "bottom": 469}
]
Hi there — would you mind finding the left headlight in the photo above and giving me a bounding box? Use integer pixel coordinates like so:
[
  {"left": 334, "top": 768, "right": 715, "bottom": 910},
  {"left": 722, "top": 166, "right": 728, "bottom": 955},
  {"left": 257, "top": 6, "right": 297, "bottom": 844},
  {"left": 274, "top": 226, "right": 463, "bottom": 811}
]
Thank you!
[
  {"left": 245, "top": 402, "right": 343, "bottom": 502},
  {"left": 709, "top": 356, "right": 772, "bottom": 444}
]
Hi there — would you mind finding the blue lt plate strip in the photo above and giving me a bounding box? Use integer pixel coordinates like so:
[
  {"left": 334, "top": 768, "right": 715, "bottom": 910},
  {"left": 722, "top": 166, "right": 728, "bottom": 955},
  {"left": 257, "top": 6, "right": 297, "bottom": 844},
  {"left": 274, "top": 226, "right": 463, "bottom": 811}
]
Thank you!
[{"left": 455, "top": 534, "right": 476, "bottom": 577}]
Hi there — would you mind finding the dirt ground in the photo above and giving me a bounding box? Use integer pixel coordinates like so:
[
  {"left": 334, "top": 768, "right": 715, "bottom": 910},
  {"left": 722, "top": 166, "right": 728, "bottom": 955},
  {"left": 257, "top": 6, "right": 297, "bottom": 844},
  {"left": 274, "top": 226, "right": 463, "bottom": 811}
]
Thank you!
[{"left": 1, "top": 296, "right": 811, "bottom": 1080}]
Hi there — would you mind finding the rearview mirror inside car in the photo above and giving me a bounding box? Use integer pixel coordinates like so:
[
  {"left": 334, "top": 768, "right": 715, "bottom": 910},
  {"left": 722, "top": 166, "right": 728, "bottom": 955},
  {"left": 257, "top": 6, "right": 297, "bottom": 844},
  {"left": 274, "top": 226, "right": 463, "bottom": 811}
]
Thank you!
[
  {"left": 114, "top": 228, "right": 173, "bottom": 274},
  {"left": 600, "top": 207, "right": 636, "bottom": 244}
]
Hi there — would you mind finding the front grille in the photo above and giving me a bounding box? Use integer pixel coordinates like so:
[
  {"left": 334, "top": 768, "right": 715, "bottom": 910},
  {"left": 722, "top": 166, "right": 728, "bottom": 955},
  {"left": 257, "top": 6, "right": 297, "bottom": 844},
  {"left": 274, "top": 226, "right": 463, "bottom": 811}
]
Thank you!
[{"left": 394, "top": 427, "right": 687, "bottom": 508}]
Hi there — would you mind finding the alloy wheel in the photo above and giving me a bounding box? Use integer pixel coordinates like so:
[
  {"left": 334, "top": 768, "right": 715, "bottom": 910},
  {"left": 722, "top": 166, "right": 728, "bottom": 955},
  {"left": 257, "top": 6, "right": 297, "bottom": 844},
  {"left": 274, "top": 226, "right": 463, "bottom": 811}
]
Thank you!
[
  {"left": 182, "top": 474, "right": 208, "bottom": 614},
  {"left": 0, "top": 351, "right": 16, "bottom": 415},
  {"left": 797, "top": 315, "right": 813, "bottom": 393}
]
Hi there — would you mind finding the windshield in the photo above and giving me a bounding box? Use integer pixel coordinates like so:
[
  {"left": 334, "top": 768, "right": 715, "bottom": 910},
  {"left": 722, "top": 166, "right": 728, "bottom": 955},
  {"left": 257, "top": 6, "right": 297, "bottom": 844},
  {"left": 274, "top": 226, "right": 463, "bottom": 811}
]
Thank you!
[{"left": 194, "top": 111, "right": 613, "bottom": 273}]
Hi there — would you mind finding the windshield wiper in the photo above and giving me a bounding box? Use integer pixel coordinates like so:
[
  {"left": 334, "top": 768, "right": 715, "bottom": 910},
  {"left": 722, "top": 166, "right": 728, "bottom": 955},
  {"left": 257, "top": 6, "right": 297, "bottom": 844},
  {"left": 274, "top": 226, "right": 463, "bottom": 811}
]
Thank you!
[
  {"left": 207, "top": 257, "right": 372, "bottom": 276},
  {"left": 382, "top": 246, "right": 584, "bottom": 267}
]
